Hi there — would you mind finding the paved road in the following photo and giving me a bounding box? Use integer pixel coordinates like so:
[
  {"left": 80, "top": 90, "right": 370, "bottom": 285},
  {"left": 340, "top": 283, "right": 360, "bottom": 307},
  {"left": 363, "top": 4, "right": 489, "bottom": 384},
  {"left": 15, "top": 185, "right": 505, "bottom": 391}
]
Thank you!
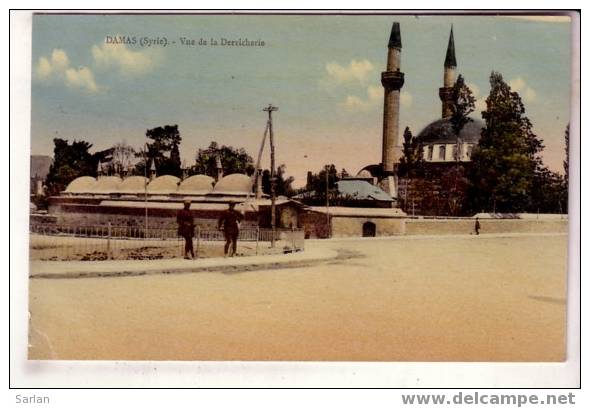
[{"left": 28, "top": 234, "right": 567, "bottom": 361}]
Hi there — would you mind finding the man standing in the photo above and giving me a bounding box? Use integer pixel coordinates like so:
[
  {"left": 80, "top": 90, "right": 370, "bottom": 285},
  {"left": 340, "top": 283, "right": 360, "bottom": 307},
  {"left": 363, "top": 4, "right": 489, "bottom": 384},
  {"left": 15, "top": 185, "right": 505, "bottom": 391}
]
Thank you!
[
  {"left": 218, "top": 201, "right": 244, "bottom": 257},
  {"left": 177, "top": 200, "right": 195, "bottom": 259},
  {"left": 474, "top": 217, "right": 481, "bottom": 235}
]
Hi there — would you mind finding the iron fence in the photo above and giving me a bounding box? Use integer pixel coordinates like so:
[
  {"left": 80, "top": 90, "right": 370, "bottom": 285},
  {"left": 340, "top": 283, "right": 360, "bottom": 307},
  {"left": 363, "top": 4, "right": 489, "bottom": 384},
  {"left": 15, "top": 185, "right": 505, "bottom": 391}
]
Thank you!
[{"left": 29, "top": 223, "right": 304, "bottom": 261}]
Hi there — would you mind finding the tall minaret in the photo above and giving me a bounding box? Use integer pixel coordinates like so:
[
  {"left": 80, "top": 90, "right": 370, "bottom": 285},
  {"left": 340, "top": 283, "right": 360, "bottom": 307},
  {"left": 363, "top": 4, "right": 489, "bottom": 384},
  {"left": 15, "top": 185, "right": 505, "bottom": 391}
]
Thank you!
[
  {"left": 381, "top": 22, "right": 405, "bottom": 175},
  {"left": 439, "top": 26, "right": 457, "bottom": 118}
]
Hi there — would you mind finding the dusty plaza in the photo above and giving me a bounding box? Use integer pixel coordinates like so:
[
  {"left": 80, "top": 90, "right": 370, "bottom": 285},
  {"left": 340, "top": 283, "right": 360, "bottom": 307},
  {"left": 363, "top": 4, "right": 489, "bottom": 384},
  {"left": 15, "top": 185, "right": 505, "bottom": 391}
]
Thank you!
[{"left": 28, "top": 232, "right": 567, "bottom": 361}]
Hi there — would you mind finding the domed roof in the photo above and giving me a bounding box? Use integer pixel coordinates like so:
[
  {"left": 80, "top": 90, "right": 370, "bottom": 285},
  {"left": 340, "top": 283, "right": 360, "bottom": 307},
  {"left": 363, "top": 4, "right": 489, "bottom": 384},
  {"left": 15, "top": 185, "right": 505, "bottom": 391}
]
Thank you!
[
  {"left": 358, "top": 164, "right": 384, "bottom": 179},
  {"left": 65, "top": 176, "right": 97, "bottom": 194},
  {"left": 147, "top": 175, "right": 181, "bottom": 194},
  {"left": 416, "top": 118, "right": 484, "bottom": 144},
  {"left": 118, "top": 176, "right": 148, "bottom": 194},
  {"left": 213, "top": 173, "right": 252, "bottom": 195},
  {"left": 178, "top": 175, "right": 215, "bottom": 195},
  {"left": 94, "top": 176, "right": 122, "bottom": 193},
  {"left": 356, "top": 169, "right": 373, "bottom": 178}
]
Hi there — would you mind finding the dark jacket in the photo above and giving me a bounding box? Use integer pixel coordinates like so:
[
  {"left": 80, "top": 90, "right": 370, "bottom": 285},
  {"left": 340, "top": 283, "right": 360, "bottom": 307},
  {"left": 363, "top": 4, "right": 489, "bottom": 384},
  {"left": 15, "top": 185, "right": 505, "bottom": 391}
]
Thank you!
[
  {"left": 218, "top": 209, "right": 244, "bottom": 232},
  {"left": 177, "top": 209, "right": 195, "bottom": 238}
]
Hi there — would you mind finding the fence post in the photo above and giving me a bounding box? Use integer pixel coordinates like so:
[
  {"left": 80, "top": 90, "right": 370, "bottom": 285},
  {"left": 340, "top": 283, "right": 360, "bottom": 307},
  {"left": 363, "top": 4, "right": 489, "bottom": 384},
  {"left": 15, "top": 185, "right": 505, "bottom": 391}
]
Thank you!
[
  {"left": 107, "top": 222, "right": 112, "bottom": 260},
  {"left": 196, "top": 226, "right": 200, "bottom": 258},
  {"left": 256, "top": 226, "right": 259, "bottom": 255}
]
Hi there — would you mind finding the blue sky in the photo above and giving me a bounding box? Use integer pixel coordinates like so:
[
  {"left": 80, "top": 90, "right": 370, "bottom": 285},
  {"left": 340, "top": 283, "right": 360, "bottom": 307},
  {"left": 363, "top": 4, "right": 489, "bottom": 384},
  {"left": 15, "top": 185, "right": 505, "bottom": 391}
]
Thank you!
[{"left": 31, "top": 13, "right": 572, "bottom": 186}]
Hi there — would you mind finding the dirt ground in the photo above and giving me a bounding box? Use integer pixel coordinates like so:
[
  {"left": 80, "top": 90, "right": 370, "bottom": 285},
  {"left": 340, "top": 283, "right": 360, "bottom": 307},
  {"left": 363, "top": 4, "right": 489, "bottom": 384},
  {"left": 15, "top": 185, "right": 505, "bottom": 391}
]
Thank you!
[
  {"left": 29, "top": 234, "right": 276, "bottom": 261},
  {"left": 28, "top": 234, "right": 568, "bottom": 361}
]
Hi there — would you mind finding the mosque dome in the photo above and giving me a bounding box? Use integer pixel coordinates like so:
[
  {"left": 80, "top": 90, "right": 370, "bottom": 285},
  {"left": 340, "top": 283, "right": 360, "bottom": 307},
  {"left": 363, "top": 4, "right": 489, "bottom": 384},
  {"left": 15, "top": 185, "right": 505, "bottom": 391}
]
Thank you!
[
  {"left": 147, "top": 175, "right": 181, "bottom": 194},
  {"left": 117, "top": 176, "right": 148, "bottom": 194},
  {"left": 212, "top": 173, "right": 252, "bottom": 195},
  {"left": 416, "top": 118, "right": 484, "bottom": 145},
  {"left": 65, "top": 176, "right": 97, "bottom": 194},
  {"left": 178, "top": 175, "right": 215, "bottom": 195},
  {"left": 94, "top": 176, "right": 122, "bottom": 193},
  {"left": 356, "top": 169, "right": 373, "bottom": 178}
]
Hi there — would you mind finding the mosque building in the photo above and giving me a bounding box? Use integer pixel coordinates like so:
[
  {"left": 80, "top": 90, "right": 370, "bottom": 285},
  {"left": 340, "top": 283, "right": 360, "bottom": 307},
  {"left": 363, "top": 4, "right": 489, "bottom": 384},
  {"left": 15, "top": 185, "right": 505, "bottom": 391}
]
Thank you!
[
  {"left": 353, "top": 22, "right": 484, "bottom": 213},
  {"left": 415, "top": 26, "right": 484, "bottom": 165}
]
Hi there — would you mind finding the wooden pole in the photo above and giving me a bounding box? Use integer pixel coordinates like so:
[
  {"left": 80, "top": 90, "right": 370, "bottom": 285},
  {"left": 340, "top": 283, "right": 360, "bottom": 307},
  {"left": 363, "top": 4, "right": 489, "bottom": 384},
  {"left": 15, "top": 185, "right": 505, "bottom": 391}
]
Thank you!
[{"left": 263, "top": 104, "right": 278, "bottom": 247}]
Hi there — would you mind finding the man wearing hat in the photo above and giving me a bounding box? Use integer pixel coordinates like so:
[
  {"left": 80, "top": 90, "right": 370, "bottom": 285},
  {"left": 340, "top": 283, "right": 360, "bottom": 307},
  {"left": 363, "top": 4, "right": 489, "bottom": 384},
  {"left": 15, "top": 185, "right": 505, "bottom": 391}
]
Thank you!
[
  {"left": 218, "top": 201, "right": 244, "bottom": 257},
  {"left": 177, "top": 200, "right": 195, "bottom": 259}
]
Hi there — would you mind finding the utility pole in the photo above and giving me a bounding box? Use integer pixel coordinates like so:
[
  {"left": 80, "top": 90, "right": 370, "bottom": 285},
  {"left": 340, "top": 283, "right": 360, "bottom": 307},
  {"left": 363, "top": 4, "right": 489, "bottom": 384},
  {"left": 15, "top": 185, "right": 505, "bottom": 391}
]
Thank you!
[
  {"left": 143, "top": 145, "right": 149, "bottom": 239},
  {"left": 325, "top": 165, "right": 330, "bottom": 238},
  {"left": 263, "top": 104, "right": 279, "bottom": 247}
]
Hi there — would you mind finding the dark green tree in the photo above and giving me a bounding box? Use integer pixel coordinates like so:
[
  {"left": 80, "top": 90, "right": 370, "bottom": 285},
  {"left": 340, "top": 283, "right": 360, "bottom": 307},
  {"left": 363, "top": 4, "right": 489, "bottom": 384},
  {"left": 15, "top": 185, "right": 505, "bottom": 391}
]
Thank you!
[
  {"left": 297, "top": 164, "right": 339, "bottom": 205},
  {"left": 449, "top": 74, "right": 476, "bottom": 155},
  {"left": 398, "top": 126, "right": 425, "bottom": 177},
  {"left": 192, "top": 141, "right": 255, "bottom": 177},
  {"left": 530, "top": 166, "right": 567, "bottom": 214},
  {"left": 261, "top": 164, "right": 295, "bottom": 197},
  {"left": 468, "top": 71, "right": 544, "bottom": 213},
  {"left": 136, "top": 125, "right": 182, "bottom": 177},
  {"left": 45, "top": 138, "right": 97, "bottom": 195}
]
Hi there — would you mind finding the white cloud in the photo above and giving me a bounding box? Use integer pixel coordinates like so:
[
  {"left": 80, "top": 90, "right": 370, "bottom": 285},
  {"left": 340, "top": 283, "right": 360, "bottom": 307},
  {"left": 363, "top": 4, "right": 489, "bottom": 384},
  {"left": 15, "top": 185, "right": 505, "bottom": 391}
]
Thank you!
[
  {"left": 342, "top": 86, "right": 412, "bottom": 111},
  {"left": 51, "top": 49, "right": 70, "bottom": 71},
  {"left": 92, "top": 42, "right": 155, "bottom": 75},
  {"left": 35, "top": 48, "right": 70, "bottom": 80},
  {"left": 509, "top": 77, "right": 537, "bottom": 102},
  {"left": 326, "top": 59, "right": 374, "bottom": 83},
  {"left": 35, "top": 48, "right": 100, "bottom": 94},
  {"left": 65, "top": 67, "right": 99, "bottom": 93}
]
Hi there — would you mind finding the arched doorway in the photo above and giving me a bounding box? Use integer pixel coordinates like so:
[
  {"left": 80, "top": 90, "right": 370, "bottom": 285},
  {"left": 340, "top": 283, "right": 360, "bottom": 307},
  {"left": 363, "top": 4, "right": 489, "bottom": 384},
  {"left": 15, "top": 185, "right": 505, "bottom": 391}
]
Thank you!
[{"left": 362, "top": 221, "right": 376, "bottom": 237}]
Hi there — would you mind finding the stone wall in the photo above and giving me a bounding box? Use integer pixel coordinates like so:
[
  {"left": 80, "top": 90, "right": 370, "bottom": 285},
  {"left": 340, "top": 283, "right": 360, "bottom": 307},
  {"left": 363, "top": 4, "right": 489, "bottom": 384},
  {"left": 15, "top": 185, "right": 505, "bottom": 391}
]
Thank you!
[
  {"left": 331, "top": 216, "right": 406, "bottom": 238},
  {"left": 47, "top": 202, "right": 258, "bottom": 230},
  {"left": 405, "top": 218, "right": 568, "bottom": 235}
]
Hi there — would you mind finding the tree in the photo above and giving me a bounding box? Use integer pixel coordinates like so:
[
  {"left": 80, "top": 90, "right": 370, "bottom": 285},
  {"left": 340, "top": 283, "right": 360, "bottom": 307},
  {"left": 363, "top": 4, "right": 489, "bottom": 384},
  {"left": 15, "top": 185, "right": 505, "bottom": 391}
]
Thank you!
[
  {"left": 192, "top": 141, "right": 255, "bottom": 177},
  {"left": 261, "top": 164, "right": 295, "bottom": 197},
  {"left": 467, "top": 71, "right": 544, "bottom": 213},
  {"left": 530, "top": 166, "right": 567, "bottom": 214},
  {"left": 398, "top": 126, "right": 425, "bottom": 177},
  {"left": 440, "top": 165, "right": 469, "bottom": 216},
  {"left": 45, "top": 138, "right": 96, "bottom": 195},
  {"left": 136, "top": 125, "right": 182, "bottom": 177},
  {"left": 297, "top": 164, "right": 339, "bottom": 205},
  {"left": 110, "top": 142, "right": 136, "bottom": 174},
  {"left": 449, "top": 74, "right": 476, "bottom": 158}
]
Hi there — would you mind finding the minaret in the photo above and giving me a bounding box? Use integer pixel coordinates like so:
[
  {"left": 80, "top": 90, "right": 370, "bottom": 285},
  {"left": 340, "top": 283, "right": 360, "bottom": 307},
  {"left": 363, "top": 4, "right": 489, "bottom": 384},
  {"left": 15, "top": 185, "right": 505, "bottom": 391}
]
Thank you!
[
  {"left": 380, "top": 22, "right": 405, "bottom": 197},
  {"left": 215, "top": 155, "right": 223, "bottom": 182},
  {"left": 149, "top": 159, "right": 156, "bottom": 180},
  {"left": 439, "top": 26, "right": 457, "bottom": 118},
  {"left": 97, "top": 160, "right": 103, "bottom": 178}
]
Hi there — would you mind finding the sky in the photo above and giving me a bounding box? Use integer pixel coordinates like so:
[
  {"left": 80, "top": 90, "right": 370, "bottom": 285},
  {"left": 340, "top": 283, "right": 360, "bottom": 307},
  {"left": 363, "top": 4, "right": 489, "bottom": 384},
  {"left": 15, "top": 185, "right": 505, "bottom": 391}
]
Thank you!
[{"left": 30, "top": 13, "right": 573, "bottom": 187}]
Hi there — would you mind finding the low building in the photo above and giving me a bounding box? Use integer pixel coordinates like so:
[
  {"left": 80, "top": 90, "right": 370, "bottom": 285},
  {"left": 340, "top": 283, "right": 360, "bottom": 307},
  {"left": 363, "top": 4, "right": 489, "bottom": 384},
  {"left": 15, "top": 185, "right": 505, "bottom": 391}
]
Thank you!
[
  {"left": 303, "top": 206, "right": 406, "bottom": 238},
  {"left": 46, "top": 173, "right": 306, "bottom": 230}
]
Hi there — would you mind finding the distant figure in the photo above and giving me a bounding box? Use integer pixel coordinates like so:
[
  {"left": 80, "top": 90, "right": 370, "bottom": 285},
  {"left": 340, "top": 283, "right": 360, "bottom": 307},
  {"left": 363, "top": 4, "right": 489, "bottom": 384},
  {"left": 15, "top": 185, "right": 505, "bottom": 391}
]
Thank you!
[
  {"left": 218, "top": 201, "right": 244, "bottom": 257},
  {"left": 474, "top": 217, "right": 481, "bottom": 235},
  {"left": 177, "top": 200, "right": 195, "bottom": 259}
]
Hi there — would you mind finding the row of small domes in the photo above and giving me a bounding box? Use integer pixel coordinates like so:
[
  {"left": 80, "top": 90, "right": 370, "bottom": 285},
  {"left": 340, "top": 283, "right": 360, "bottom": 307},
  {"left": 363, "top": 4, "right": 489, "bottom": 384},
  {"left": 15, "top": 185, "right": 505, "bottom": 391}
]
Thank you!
[{"left": 64, "top": 173, "right": 253, "bottom": 195}]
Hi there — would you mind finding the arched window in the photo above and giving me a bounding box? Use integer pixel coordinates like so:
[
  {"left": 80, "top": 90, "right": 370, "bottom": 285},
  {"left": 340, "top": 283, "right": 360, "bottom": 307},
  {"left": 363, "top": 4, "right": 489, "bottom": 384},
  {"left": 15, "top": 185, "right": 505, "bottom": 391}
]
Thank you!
[{"left": 438, "top": 145, "right": 446, "bottom": 160}]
